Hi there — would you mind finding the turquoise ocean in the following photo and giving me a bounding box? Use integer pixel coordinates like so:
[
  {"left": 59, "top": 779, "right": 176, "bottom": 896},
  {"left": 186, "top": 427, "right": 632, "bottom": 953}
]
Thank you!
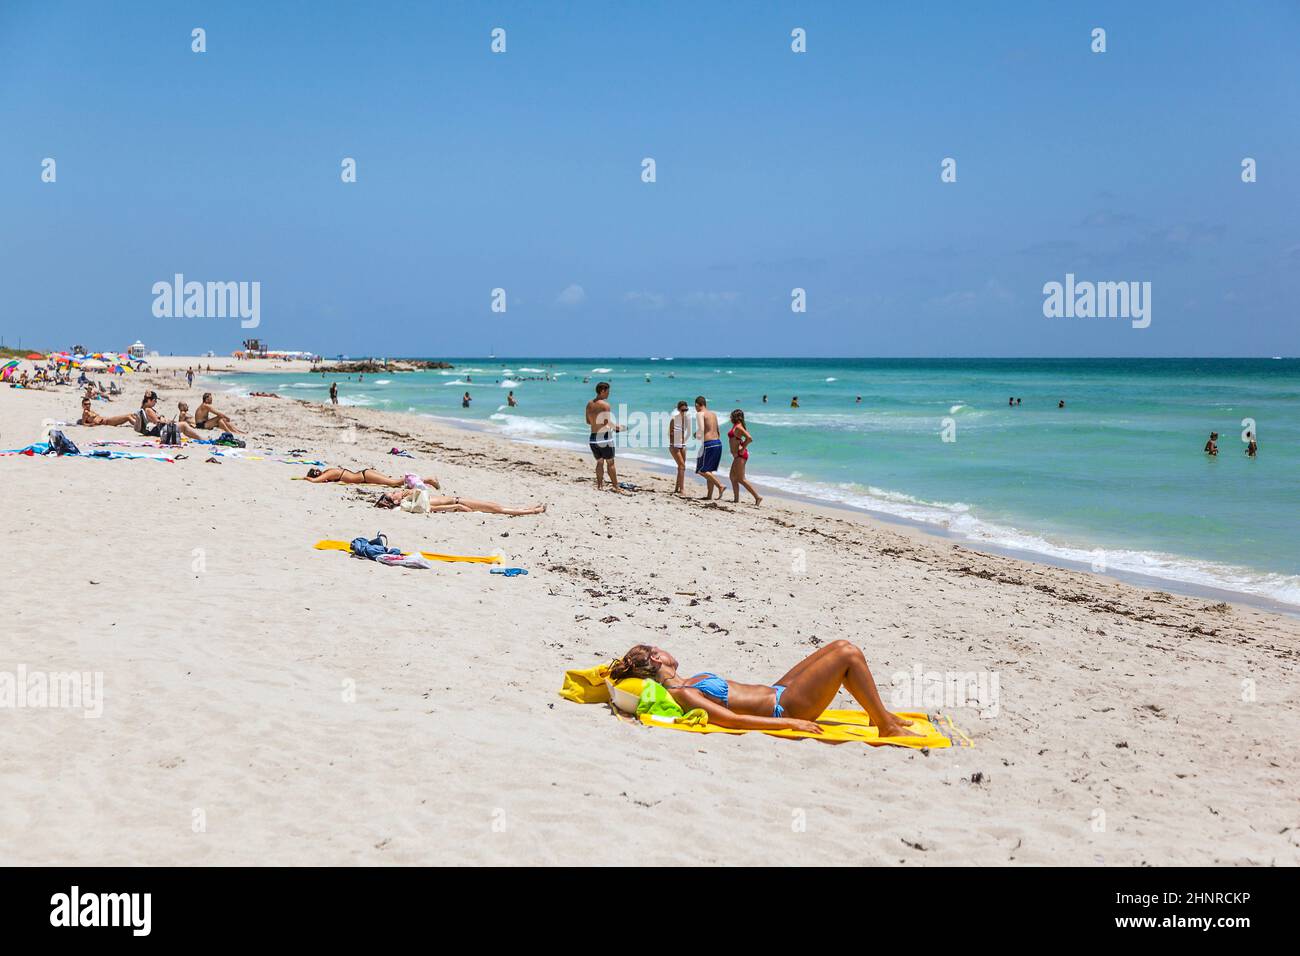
[{"left": 214, "top": 358, "right": 1300, "bottom": 609}]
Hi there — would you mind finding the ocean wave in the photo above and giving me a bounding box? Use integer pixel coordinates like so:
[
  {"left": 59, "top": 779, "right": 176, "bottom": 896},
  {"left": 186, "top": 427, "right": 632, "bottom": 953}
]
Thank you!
[
  {"left": 518, "top": 367, "right": 545, "bottom": 373},
  {"left": 373, "top": 379, "right": 391, "bottom": 385},
  {"left": 500, "top": 379, "right": 520, "bottom": 388},
  {"left": 754, "top": 473, "right": 1300, "bottom": 608},
  {"left": 488, "top": 413, "right": 566, "bottom": 437},
  {"left": 591, "top": 367, "right": 612, "bottom": 373}
]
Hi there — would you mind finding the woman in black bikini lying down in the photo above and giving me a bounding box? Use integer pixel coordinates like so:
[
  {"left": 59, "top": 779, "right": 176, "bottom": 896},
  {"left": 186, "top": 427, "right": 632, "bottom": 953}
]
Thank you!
[
  {"left": 305, "top": 467, "right": 440, "bottom": 488},
  {"left": 375, "top": 487, "right": 546, "bottom": 516},
  {"left": 609, "top": 640, "right": 918, "bottom": 736}
]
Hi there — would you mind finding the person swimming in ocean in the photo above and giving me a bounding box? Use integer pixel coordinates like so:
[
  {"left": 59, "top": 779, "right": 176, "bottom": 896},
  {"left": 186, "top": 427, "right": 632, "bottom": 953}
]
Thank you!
[
  {"left": 1058, "top": 400, "right": 1065, "bottom": 409},
  {"left": 790, "top": 396, "right": 800, "bottom": 408},
  {"left": 761, "top": 394, "right": 767, "bottom": 404},
  {"left": 1204, "top": 432, "right": 1219, "bottom": 456}
]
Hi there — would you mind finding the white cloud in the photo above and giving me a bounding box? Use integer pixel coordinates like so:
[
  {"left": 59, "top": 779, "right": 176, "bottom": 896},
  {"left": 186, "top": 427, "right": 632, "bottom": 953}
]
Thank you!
[
  {"left": 624, "top": 291, "right": 666, "bottom": 310},
  {"left": 556, "top": 283, "right": 586, "bottom": 307},
  {"left": 682, "top": 291, "right": 740, "bottom": 307}
]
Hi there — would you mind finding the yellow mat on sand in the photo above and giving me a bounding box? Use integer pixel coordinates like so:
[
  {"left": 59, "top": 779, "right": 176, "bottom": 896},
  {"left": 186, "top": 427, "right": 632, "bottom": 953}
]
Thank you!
[
  {"left": 313, "top": 539, "right": 502, "bottom": 564},
  {"left": 629, "top": 709, "right": 970, "bottom": 749}
]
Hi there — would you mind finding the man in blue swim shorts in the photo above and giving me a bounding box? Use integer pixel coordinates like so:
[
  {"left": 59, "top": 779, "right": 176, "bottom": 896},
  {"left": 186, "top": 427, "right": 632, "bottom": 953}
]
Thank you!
[{"left": 693, "top": 395, "right": 726, "bottom": 499}]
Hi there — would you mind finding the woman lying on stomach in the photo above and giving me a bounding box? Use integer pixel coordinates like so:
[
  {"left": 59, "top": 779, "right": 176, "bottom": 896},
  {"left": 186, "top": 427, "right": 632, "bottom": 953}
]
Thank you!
[{"left": 609, "top": 640, "right": 917, "bottom": 737}]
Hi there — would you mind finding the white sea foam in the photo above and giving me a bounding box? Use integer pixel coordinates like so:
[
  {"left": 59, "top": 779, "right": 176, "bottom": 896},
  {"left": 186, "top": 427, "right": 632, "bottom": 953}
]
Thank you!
[
  {"left": 753, "top": 472, "right": 1300, "bottom": 608},
  {"left": 500, "top": 379, "right": 520, "bottom": 388},
  {"left": 591, "top": 367, "right": 612, "bottom": 373},
  {"left": 373, "top": 379, "right": 391, "bottom": 385},
  {"left": 825, "top": 377, "right": 837, "bottom": 382},
  {"left": 488, "top": 413, "right": 565, "bottom": 437}
]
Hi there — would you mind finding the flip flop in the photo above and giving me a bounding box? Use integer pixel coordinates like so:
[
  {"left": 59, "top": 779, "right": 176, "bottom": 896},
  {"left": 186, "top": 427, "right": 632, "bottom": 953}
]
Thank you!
[{"left": 490, "top": 567, "right": 529, "bottom": 577}]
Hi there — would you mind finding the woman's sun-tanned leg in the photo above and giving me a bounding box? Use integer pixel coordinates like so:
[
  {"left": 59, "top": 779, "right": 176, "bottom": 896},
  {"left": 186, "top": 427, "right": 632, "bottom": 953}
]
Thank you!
[{"left": 775, "top": 640, "right": 915, "bottom": 734}]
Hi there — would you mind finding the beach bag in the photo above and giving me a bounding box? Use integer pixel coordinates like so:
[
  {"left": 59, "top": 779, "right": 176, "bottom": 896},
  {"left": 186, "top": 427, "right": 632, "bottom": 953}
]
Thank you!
[
  {"left": 216, "top": 432, "right": 245, "bottom": 448},
  {"left": 159, "top": 422, "right": 182, "bottom": 446},
  {"left": 47, "top": 430, "right": 80, "bottom": 456}
]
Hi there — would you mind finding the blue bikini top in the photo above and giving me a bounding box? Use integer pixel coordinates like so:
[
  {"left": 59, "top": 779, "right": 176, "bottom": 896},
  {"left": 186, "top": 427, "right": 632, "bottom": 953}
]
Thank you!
[{"left": 687, "top": 672, "right": 729, "bottom": 705}]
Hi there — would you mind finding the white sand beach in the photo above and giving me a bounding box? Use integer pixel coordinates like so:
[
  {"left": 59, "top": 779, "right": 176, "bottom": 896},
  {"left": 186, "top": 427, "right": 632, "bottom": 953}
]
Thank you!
[{"left": 2, "top": 371, "right": 1297, "bottom": 866}]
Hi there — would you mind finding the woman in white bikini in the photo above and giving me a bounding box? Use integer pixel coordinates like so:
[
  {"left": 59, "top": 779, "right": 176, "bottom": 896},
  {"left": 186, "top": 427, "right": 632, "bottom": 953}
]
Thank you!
[{"left": 668, "top": 400, "right": 690, "bottom": 494}]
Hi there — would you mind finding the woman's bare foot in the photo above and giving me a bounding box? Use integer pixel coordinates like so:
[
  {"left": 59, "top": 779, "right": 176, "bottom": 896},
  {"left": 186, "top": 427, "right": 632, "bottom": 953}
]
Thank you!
[
  {"left": 753, "top": 495, "right": 763, "bottom": 507},
  {"left": 877, "top": 718, "right": 919, "bottom": 738}
]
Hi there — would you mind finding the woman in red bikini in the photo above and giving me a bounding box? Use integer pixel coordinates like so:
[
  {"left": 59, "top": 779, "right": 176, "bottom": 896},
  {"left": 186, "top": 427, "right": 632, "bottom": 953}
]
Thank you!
[{"left": 727, "top": 409, "right": 762, "bottom": 505}]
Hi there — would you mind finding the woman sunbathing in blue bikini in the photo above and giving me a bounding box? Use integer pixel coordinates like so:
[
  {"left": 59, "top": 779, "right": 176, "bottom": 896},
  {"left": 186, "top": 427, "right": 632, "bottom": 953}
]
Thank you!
[{"left": 609, "top": 640, "right": 917, "bottom": 737}]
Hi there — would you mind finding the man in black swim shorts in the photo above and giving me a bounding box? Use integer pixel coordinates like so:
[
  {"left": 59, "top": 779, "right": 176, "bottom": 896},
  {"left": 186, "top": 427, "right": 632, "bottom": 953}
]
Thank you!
[{"left": 584, "top": 381, "right": 625, "bottom": 493}]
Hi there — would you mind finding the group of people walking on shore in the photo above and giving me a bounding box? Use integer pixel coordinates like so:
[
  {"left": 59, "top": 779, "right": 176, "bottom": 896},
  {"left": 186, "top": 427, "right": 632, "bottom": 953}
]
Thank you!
[{"left": 584, "top": 382, "right": 761, "bottom": 505}]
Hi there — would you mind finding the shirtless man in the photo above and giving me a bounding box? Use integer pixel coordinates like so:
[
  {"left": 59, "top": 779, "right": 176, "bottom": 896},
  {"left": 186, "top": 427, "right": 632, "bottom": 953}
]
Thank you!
[
  {"left": 79, "top": 397, "right": 133, "bottom": 427},
  {"left": 693, "top": 395, "right": 726, "bottom": 499},
  {"left": 1204, "top": 431, "right": 1218, "bottom": 456},
  {"left": 195, "top": 393, "right": 244, "bottom": 434},
  {"left": 584, "top": 381, "right": 625, "bottom": 492}
]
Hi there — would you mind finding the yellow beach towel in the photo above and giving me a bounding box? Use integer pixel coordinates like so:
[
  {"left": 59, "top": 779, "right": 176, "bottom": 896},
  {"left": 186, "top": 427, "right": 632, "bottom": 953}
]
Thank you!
[
  {"left": 559, "top": 661, "right": 616, "bottom": 704},
  {"left": 313, "top": 540, "right": 502, "bottom": 565},
  {"left": 630, "top": 708, "right": 969, "bottom": 749}
]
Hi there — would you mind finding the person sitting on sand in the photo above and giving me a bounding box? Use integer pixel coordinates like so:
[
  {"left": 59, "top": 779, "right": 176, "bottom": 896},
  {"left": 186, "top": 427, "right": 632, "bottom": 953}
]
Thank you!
[
  {"left": 79, "top": 397, "right": 133, "bottom": 427},
  {"left": 133, "top": 393, "right": 206, "bottom": 440},
  {"left": 1204, "top": 431, "right": 1219, "bottom": 456},
  {"left": 194, "top": 393, "right": 244, "bottom": 433},
  {"left": 375, "top": 487, "right": 546, "bottom": 516},
  {"left": 609, "top": 640, "right": 917, "bottom": 737},
  {"left": 305, "top": 467, "right": 441, "bottom": 489}
]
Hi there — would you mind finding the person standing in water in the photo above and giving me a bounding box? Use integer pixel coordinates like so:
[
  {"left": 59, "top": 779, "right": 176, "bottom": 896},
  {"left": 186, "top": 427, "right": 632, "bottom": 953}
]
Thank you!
[
  {"left": 668, "top": 400, "right": 690, "bottom": 495},
  {"left": 462, "top": 391, "right": 472, "bottom": 408},
  {"left": 727, "top": 409, "right": 762, "bottom": 505},
  {"left": 585, "top": 381, "right": 625, "bottom": 493},
  {"left": 1204, "top": 431, "right": 1219, "bottom": 456},
  {"left": 507, "top": 390, "right": 517, "bottom": 407},
  {"left": 329, "top": 381, "right": 338, "bottom": 405},
  {"left": 1245, "top": 431, "right": 1258, "bottom": 458},
  {"left": 693, "top": 395, "right": 726, "bottom": 499}
]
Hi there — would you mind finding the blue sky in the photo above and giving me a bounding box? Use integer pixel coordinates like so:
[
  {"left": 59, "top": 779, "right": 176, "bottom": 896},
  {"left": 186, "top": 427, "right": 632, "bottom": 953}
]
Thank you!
[{"left": 2, "top": 1, "right": 1297, "bottom": 358}]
